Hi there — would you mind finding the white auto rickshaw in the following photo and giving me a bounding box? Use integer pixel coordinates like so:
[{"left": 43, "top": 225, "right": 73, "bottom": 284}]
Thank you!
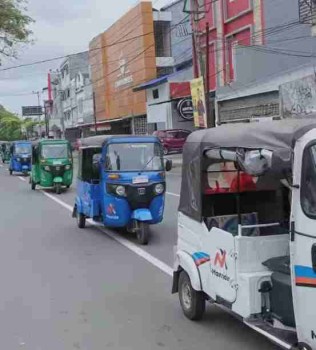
[{"left": 172, "top": 119, "right": 316, "bottom": 350}]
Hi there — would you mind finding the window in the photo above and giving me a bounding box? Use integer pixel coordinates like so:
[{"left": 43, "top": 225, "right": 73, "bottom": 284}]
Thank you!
[
  {"left": 301, "top": 143, "right": 316, "bottom": 218},
  {"left": 41, "top": 144, "right": 70, "bottom": 159},
  {"left": 166, "top": 131, "right": 177, "bottom": 139},
  {"left": 152, "top": 89, "right": 159, "bottom": 100},
  {"left": 106, "top": 143, "right": 163, "bottom": 172},
  {"left": 177, "top": 131, "right": 191, "bottom": 139}
]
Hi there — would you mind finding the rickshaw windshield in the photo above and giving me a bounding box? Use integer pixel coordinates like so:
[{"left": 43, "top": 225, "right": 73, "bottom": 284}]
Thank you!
[
  {"left": 41, "top": 144, "right": 69, "bottom": 159},
  {"left": 106, "top": 143, "right": 163, "bottom": 171},
  {"left": 301, "top": 144, "right": 316, "bottom": 218},
  {"left": 15, "top": 144, "right": 31, "bottom": 154}
]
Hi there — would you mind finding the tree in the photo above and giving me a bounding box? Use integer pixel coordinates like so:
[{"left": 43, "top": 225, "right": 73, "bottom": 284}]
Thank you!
[
  {"left": 0, "top": 105, "right": 43, "bottom": 141},
  {"left": 0, "top": 0, "right": 34, "bottom": 60}
]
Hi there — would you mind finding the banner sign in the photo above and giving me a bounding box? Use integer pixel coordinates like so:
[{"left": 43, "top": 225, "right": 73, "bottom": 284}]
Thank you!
[{"left": 190, "top": 77, "right": 207, "bottom": 128}]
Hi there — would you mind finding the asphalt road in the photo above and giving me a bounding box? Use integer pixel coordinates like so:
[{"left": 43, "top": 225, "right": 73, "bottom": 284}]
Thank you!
[{"left": 0, "top": 164, "right": 278, "bottom": 350}]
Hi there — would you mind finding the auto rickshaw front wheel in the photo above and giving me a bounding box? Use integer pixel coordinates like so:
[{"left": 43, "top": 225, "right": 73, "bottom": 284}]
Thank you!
[
  {"left": 77, "top": 211, "right": 86, "bottom": 229},
  {"left": 55, "top": 183, "right": 62, "bottom": 195},
  {"left": 31, "top": 181, "right": 36, "bottom": 190},
  {"left": 137, "top": 222, "right": 149, "bottom": 245},
  {"left": 9, "top": 169, "right": 12, "bottom": 175},
  {"left": 178, "top": 271, "right": 205, "bottom": 321}
]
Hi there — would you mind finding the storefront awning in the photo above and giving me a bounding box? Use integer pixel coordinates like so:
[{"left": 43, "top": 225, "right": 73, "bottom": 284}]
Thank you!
[{"left": 133, "top": 72, "right": 182, "bottom": 92}]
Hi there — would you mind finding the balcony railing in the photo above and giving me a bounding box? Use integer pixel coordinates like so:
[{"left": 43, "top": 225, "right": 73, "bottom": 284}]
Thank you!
[{"left": 299, "top": 0, "right": 316, "bottom": 24}]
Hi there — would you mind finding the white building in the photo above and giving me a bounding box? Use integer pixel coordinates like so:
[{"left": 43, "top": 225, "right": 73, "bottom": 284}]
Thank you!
[{"left": 50, "top": 52, "right": 94, "bottom": 139}]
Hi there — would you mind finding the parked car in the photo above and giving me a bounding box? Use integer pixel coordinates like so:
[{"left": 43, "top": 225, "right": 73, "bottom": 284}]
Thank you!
[{"left": 153, "top": 129, "right": 191, "bottom": 155}]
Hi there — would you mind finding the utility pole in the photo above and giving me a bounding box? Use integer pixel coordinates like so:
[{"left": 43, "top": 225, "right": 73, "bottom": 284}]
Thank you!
[
  {"left": 93, "top": 92, "right": 97, "bottom": 135},
  {"left": 205, "top": 22, "right": 215, "bottom": 128},
  {"left": 205, "top": 22, "right": 211, "bottom": 128},
  {"left": 33, "top": 90, "right": 43, "bottom": 136}
]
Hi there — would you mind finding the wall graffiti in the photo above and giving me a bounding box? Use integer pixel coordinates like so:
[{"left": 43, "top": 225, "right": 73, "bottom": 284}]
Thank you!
[{"left": 280, "top": 75, "right": 316, "bottom": 117}]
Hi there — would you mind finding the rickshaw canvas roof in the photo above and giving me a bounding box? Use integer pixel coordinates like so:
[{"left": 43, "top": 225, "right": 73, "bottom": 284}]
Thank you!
[
  {"left": 31, "top": 139, "right": 70, "bottom": 147},
  {"left": 180, "top": 118, "right": 316, "bottom": 222},
  {"left": 81, "top": 135, "right": 159, "bottom": 148}
]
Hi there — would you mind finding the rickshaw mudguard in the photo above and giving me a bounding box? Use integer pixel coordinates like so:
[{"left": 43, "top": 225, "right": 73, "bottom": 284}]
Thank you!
[
  {"left": 174, "top": 250, "right": 202, "bottom": 292},
  {"left": 131, "top": 209, "right": 153, "bottom": 222},
  {"left": 75, "top": 196, "right": 83, "bottom": 214}
]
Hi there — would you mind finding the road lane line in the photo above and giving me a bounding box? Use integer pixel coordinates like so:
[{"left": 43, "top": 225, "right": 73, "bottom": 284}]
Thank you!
[
  {"left": 166, "top": 192, "right": 180, "bottom": 198},
  {"left": 18, "top": 176, "right": 26, "bottom": 182},
  {"left": 19, "top": 178, "right": 174, "bottom": 277}
]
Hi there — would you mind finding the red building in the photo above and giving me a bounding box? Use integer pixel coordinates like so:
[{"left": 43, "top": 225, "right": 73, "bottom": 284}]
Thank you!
[{"left": 186, "top": 0, "right": 264, "bottom": 91}]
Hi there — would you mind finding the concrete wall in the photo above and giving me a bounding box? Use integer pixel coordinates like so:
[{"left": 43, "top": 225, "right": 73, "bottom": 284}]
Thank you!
[
  {"left": 162, "top": 0, "right": 193, "bottom": 69},
  {"left": 218, "top": 0, "right": 316, "bottom": 94},
  {"left": 146, "top": 83, "right": 171, "bottom": 129},
  {"left": 280, "top": 75, "right": 316, "bottom": 117}
]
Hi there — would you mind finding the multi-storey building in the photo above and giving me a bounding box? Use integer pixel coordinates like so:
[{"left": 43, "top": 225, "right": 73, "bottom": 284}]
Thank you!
[
  {"left": 185, "top": 0, "right": 316, "bottom": 124},
  {"left": 89, "top": 1, "right": 175, "bottom": 134},
  {"left": 50, "top": 52, "right": 94, "bottom": 139}
]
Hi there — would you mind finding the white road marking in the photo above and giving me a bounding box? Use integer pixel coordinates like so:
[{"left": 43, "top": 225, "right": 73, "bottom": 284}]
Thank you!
[
  {"left": 166, "top": 192, "right": 180, "bottom": 198},
  {"left": 18, "top": 176, "right": 26, "bottom": 182},
  {"left": 0, "top": 164, "right": 3, "bottom": 168},
  {"left": 18, "top": 178, "right": 174, "bottom": 277}
]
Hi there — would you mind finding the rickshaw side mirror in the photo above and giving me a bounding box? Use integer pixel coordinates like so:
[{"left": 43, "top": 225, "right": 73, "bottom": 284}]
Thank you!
[{"left": 165, "top": 159, "right": 172, "bottom": 172}]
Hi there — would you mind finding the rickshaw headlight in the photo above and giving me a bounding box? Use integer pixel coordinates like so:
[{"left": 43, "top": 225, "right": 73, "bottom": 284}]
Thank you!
[
  {"left": 17, "top": 157, "right": 21, "bottom": 162},
  {"left": 65, "top": 164, "right": 71, "bottom": 170},
  {"left": 44, "top": 166, "right": 50, "bottom": 171},
  {"left": 116, "top": 185, "right": 126, "bottom": 197},
  {"left": 154, "top": 183, "right": 165, "bottom": 195}
]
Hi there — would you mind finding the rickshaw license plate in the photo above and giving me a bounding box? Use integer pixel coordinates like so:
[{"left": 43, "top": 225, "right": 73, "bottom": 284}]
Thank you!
[{"left": 133, "top": 176, "right": 149, "bottom": 184}]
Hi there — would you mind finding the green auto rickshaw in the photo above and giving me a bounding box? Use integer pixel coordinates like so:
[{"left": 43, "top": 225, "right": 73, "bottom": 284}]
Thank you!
[
  {"left": 1, "top": 142, "right": 11, "bottom": 163},
  {"left": 31, "top": 139, "right": 73, "bottom": 194}
]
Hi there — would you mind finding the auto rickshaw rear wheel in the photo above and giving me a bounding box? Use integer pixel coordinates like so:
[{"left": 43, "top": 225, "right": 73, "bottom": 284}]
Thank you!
[
  {"left": 178, "top": 271, "right": 205, "bottom": 321},
  {"left": 137, "top": 222, "right": 149, "bottom": 245},
  {"left": 9, "top": 169, "right": 12, "bottom": 175},
  {"left": 77, "top": 211, "right": 86, "bottom": 229},
  {"left": 31, "top": 181, "right": 36, "bottom": 190}
]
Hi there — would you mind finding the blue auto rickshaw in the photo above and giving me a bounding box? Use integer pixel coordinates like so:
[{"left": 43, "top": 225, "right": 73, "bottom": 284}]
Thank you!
[
  {"left": 72, "top": 135, "right": 172, "bottom": 245},
  {"left": 9, "top": 141, "right": 32, "bottom": 175}
]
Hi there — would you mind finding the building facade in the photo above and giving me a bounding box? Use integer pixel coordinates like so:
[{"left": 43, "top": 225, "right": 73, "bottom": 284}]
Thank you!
[
  {"left": 134, "top": 0, "right": 195, "bottom": 132},
  {"left": 185, "top": 0, "right": 316, "bottom": 124},
  {"left": 50, "top": 52, "right": 94, "bottom": 139},
  {"left": 89, "top": 2, "right": 175, "bottom": 134}
]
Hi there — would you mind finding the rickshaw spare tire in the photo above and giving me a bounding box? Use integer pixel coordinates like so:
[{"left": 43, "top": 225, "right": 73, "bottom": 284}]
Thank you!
[
  {"left": 55, "top": 183, "right": 62, "bottom": 195},
  {"left": 137, "top": 222, "right": 149, "bottom": 245},
  {"left": 77, "top": 211, "right": 86, "bottom": 229},
  {"left": 178, "top": 271, "right": 205, "bottom": 321}
]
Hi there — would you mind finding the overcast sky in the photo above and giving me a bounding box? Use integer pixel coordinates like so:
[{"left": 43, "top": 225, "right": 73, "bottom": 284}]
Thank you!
[{"left": 0, "top": 0, "right": 171, "bottom": 115}]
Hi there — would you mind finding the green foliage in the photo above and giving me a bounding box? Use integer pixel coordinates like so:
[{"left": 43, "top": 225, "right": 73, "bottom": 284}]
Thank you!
[
  {"left": 0, "top": 105, "right": 41, "bottom": 140},
  {"left": 0, "top": 0, "right": 34, "bottom": 60}
]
